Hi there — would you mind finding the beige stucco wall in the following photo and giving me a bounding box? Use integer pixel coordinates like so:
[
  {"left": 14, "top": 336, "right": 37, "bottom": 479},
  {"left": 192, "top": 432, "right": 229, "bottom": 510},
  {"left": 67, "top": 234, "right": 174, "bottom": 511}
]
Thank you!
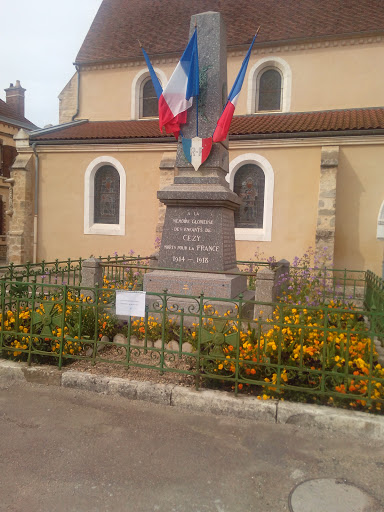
[
  {"left": 67, "top": 38, "right": 384, "bottom": 123},
  {"left": 230, "top": 145, "right": 321, "bottom": 263},
  {"left": 334, "top": 145, "right": 384, "bottom": 275},
  {"left": 78, "top": 62, "right": 177, "bottom": 122},
  {"left": 36, "top": 147, "right": 176, "bottom": 261},
  {"left": 35, "top": 143, "right": 321, "bottom": 265},
  {"left": 231, "top": 40, "right": 384, "bottom": 114},
  {"left": 33, "top": 139, "right": 383, "bottom": 275}
]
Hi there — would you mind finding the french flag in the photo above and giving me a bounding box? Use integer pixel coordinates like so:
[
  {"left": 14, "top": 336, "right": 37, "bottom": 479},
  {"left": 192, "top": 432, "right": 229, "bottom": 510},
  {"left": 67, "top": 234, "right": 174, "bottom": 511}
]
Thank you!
[
  {"left": 213, "top": 34, "right": 258, "bottom": 143},
  {"left": 142, "top": 29, "right": 199, "bottom": 139}
]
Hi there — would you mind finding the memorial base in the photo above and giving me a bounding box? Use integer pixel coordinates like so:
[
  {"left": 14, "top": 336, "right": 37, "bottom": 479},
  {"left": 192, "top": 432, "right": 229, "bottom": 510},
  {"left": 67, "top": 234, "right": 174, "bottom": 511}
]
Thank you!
[{"left": 143, "top": 269, "right": 247, "bottom": 298}]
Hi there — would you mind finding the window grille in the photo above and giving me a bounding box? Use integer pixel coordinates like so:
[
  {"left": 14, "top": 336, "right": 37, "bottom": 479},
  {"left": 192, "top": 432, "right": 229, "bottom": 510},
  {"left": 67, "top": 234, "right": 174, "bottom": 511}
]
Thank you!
[
  {"left": 94, "top": 165, "right": 120, "bottom": 224},
  {"left": 141, "top": 78, "right": 158, "bottom": 118},
  {"left": 234, "top": 164, "right": 265, "bottom": 228},
  {"left": 257, "top": 69, "right": 282, "bottom": 111}
]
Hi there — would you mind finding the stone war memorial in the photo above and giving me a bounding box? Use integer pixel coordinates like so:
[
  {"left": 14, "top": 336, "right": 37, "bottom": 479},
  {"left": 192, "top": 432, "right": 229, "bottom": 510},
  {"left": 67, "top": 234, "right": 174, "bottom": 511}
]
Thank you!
[
  {"left": 144, "top": 11, "right": 248, "bottom": 301},
  {"left": 2, "top": 1, "right": 384, "bottom": 437}
]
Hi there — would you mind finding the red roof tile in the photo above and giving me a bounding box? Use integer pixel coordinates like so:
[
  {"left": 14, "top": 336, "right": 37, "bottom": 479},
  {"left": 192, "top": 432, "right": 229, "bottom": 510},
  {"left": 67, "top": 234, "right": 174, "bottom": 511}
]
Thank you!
[
  {"left": 230, "top": 108, "right": 384, "bottom": 135},
  {"left": 76, "top": 0, "right": 384, "bottom": 64},
  {"left": 30, "top": 108, "right": 384, "bottom": 142},
  {"left": 0, "top": 98, "right": 37, "bottom": 130}
]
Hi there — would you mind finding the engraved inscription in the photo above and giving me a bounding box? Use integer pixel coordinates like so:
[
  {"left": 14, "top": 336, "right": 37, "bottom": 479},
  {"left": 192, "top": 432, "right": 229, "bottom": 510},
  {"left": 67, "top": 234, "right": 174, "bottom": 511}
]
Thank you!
[{"left": 158, "top": 206, "right": 237, "bottom": 271}]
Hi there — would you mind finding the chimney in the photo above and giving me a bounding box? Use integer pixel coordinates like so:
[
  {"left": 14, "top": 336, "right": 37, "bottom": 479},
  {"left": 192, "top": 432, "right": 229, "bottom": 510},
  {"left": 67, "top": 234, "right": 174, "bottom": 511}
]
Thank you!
[{"left": 4, "top": 80, "right": 26, "bottom": 118}]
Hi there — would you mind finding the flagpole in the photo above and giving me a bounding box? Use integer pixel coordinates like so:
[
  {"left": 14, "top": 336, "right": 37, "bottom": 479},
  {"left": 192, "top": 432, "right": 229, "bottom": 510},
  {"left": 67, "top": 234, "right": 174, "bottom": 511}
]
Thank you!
[
  {"left": 212, "top": 27, "right": 261, "bottom": 139},
  {"left": 194, "top": 22, "right": 199, "bottom": 138}
]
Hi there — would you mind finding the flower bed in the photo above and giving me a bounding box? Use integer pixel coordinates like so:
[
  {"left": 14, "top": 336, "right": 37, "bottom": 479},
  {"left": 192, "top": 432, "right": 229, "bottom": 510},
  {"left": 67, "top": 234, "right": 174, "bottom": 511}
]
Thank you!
[{"left": 0, "top": 247, "right": 383, "bottom": 414}]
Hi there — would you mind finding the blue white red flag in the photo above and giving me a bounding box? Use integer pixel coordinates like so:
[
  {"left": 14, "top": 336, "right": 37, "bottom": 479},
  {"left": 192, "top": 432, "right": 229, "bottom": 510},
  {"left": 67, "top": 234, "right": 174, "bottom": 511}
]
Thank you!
[
  {"left": 142, "top": 30, "right": 199, "bottom": 139},
  {"left": 182, "top": 136, "right": 212, "bottom": 171},
  {"left": 141, "top": 47, "right": 163, "bottom": 99},
  {"left": 159, "top": 29, "right": 199, "bottom": 139},
  {"left": 213, "top": 34, "right": 258, "bottom": 143}
]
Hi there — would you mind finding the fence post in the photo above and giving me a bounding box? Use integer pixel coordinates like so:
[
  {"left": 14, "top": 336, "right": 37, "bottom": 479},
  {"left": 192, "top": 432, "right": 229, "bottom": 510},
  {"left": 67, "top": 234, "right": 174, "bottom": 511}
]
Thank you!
[
  {"left": 273, "top": 259, "right": 290, "bottom": 301},
  {"left": 254, "top": 259, "right": 290, "bottom": 319},
  {"left": 254, "top": 267, "right": 275, "bottom": 319},
  {"left": 81, "top": 258, "right": 103, "bottom": 300}
]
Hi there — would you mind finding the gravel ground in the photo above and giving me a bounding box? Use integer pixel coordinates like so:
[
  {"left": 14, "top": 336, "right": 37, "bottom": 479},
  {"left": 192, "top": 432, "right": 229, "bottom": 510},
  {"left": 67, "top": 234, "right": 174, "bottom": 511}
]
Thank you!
[{"left": 70, "top": 345, "right": 198, "bottom": 387}]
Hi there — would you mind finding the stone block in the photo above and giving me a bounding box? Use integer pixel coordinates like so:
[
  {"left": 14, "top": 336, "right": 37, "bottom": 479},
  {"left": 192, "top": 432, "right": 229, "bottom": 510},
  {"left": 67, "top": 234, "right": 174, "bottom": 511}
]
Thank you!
[
  {"left": 62, "top": 372, "right": 110, "bottom": 394},
  {"left": 22, "top": 366, "right": 62, "bottom": 386},
  {"left": 166, "top": 340, "right": 180, "bottom": 351},
  {"left": 181, "top": 342, "right": 194, "bottom": 353},
  {"left": 254, "top": 267, "right": 275, "bottom": 318},
  {"left": 81, "top": 258, "right": 104, "bottom": 299},
  {"left": 156, "top": 200, "right": 239, "bottom": 272},
  {"left": 144, "top": 269, "right": 247, "bottom": 299},
  {"left": 277, "top": 401, "right": 384, "bottom": 441},
  {"left": 171, "top": 387, "right": 277, "bottom": 423},
  {"left": 113, "top": 333, "right": 127, "bottom": 345}
]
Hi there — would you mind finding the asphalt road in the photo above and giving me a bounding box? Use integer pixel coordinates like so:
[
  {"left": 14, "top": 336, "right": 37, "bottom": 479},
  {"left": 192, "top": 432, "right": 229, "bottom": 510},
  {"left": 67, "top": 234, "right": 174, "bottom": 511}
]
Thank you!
[{"left": 0, "top": 381, "right": 383, "bottom": 512}]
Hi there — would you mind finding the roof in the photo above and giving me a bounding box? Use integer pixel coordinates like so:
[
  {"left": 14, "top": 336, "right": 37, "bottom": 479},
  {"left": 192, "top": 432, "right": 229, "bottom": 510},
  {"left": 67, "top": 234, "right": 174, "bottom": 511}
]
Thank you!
[
  {"left": 76, "top": 0, "right": 384, "bottom": 64},
  {"left": 30, "top": 107, "right": 384, "bottom": 142},
  {"left": 0, "top": 98, "right": 37, "bottom": 130}
]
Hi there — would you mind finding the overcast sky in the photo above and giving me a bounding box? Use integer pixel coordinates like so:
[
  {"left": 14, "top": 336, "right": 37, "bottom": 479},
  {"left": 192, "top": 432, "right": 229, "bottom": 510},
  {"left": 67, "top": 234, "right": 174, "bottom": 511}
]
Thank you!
[{"left": 1, "top": 0, "right": 103, "bottom": 128}]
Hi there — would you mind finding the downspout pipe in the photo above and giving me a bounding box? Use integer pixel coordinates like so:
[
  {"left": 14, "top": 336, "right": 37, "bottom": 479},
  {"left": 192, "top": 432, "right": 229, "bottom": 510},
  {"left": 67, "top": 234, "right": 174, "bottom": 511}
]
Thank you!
[
  {"left": 71, "top": 65, "right": 81, "bottom": 122},
  {"left": 31, "top": 143, "right": 39, "bottom": 263}
]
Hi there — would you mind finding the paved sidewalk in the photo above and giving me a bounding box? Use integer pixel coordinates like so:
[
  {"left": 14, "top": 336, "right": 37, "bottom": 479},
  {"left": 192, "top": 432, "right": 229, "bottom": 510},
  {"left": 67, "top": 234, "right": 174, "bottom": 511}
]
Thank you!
[{"left": 0, "top": 380, "right": 383, "bottom": 512}]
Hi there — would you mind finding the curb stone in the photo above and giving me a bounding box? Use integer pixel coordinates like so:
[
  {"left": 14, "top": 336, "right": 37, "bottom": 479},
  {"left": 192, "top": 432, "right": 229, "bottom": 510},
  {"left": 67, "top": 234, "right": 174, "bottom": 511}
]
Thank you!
[
  {"left": 1, "top": 360, "right": 383, "bottom": 440},
  {"left": 171, "top": 386, "right": 277, "bottom": 422},
  {"left": 62, "top": 371, "right": 174, "bottom": 405},
  {"left": 277, "top": 400, "right": 384, "bottom": 439}
]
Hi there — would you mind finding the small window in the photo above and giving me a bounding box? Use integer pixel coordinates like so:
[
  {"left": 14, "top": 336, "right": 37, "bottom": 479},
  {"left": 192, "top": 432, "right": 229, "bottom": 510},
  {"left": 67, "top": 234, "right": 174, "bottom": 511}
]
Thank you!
[
  {"left": 228, "top": 153, "right": 274, "bottom": 241},
  {"left": 234, "top": 164, "right": 265, "bottom": 229},
  {"left": 257, "top": 68, "right": 282, "bottom": 112},
  {"left": 84, "top": 156, "right": 126, "bottom": 236},
  {"left": 140, "top": 77, "right": 158, "bottom": 118},
  {"left": 94, "top": 166, "right": 120, "bottom": 224}
]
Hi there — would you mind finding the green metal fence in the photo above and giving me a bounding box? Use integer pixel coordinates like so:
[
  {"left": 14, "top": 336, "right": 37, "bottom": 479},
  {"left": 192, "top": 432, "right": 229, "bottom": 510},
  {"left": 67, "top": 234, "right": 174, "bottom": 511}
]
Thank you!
[
  {"left": 1, "top": 278, "right": 383, "bottom": 413},
  {"left": 0, "top": 254, "right": 367, "bottom": 303},
  {"left": 0, "top": 254, "right": 145, "bottom": 287},
  {"left": 365, "top": 270, "right": 384, "bottom": 342},
  {"left": 283, "top": 266, "right": 366, "bottom": 304}
]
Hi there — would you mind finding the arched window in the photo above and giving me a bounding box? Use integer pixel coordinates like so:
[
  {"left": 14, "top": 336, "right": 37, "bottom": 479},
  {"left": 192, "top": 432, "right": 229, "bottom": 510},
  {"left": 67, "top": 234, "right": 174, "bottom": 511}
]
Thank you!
[
  {"left": 131, "top": 68, "right": 168, "bottom": 120},
  {"left": 228, "top": 154, "right": 274, "bottom": 241},
  {"left": 234, "top": 164, "right": 265, "bottom": 228},
  {"left": 247, "top": 57, "right": 292, "bottom": 114},
  {"left": 140, "top": 78, "right": 158, "bottom": 118},
  {"left": 257, "top": 69, "right": 282, "bottom": 112},
  {"left": 94, "top": 166, "right": 120, "bottom": 224},
  {"left": 84, "top": 156, "right": 126, "bottom": 236}
]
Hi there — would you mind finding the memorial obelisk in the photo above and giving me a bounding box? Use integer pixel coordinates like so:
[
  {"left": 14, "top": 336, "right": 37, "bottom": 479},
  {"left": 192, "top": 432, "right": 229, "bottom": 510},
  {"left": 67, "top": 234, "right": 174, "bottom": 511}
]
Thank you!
[{"left": 144, "top": 11, "right": 247, "bottom": 298}]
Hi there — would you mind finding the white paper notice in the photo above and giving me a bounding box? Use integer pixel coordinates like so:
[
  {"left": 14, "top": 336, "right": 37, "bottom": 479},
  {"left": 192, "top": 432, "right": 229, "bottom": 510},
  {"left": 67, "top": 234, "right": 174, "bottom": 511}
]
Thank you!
[{"left": 115, "top": 290, "right": 146, "bottom": 317}]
